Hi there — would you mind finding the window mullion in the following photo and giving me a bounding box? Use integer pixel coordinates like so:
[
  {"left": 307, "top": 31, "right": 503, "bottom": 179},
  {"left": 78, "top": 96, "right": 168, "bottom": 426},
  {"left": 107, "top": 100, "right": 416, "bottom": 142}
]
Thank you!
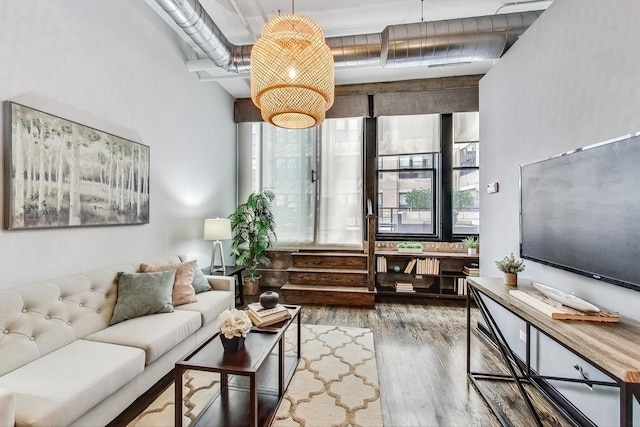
[{"left": 441, "top": 114, "right": 453, "bottom": 241}]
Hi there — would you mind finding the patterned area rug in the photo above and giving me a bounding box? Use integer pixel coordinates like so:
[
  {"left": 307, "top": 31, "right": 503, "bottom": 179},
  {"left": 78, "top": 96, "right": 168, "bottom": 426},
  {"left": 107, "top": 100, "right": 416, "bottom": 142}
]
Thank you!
[{"left": 128, "top": 324, "right": 382, "bottom": 427}]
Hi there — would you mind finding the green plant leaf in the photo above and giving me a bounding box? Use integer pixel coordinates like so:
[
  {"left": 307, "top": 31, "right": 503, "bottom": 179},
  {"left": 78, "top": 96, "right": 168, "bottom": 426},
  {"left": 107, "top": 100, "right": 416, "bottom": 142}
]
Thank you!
[{"left": 229, "top": 190, "right": 277, "bottom": 280}]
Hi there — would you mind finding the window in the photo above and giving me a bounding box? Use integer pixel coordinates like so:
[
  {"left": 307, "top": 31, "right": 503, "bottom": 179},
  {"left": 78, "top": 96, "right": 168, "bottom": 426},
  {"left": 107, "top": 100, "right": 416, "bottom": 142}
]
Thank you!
[
  {"left": 374, "top": 112, "right": 480, "bottom": 239},
  {"left": 238, "top": 118, "right": 363, "bottom": 247},
  {"left": 237, "top": 111, "right": 479, "bottom": 245},
  {"left": 452, "top": 112, "right": 480, "bottom": 235},
  {"left": 376, "top": 114, "right": 440, "bottom": 237}
]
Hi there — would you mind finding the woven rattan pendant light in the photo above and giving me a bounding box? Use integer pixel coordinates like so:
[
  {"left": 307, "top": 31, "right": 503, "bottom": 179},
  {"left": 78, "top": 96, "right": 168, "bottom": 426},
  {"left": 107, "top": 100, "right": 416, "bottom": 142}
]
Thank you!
[{"left": 250, "top": 13, "right": 334, "bottom": 129}]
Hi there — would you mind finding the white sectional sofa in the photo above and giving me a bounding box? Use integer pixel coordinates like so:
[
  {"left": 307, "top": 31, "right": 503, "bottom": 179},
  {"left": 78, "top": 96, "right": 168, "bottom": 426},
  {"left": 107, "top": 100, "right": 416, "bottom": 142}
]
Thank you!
[{"left": 0, "top": 255, "right": 235, "bottom": 427}]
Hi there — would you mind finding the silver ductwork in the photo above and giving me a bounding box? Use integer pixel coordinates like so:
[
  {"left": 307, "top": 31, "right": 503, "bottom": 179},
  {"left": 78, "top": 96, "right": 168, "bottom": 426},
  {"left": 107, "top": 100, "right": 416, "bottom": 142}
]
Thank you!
[
  {"left": 154, "top": 0, "right": 541, "bottom": 73},
  {"left": 381, "top": 12, "right": 540, "bottom": 67},
  {"left": 327, "top": 33, "right": 383, "bottom": 68},
  {"left": 154, "top": 0, "right": 248, "bottom": 72}
]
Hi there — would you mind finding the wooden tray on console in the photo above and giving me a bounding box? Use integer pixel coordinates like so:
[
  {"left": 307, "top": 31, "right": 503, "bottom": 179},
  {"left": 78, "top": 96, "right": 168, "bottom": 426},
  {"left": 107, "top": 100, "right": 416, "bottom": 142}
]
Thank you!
[{"left": 509, "top": 290, "right": 620, "bottom": 323}]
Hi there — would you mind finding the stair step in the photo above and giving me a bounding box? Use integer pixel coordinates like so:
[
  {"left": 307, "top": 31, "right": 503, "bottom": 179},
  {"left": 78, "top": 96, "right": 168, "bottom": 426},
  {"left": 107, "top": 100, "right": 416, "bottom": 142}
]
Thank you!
[
  {"left": 282, "top": 283, "right": 373, "bottom": 293},
  {"left": 282, "top": 283, "right": 375, "bottom": 307},
  {"left": 291, "top": 254, "right": 368, "bottom": 270},
  {"left": 293, "top": 252, "right": 367, "bottom": 257},
  {"left": 287, "top": 267, "right": 367, "bottom": 274},
  {"left": 287, "top": 268, "right": 368, "bottom": 287}
]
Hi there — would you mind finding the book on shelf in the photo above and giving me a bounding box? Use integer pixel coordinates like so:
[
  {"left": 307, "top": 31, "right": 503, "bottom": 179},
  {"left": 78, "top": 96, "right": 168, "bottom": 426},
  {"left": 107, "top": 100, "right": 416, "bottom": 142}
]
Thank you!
[
  {"left": 376, "top": 256, "right": 387, "bottom": 272},
  {"left": 394, "top": 281, "right": 415, "bottom": 293},
  {"left": 415, "top": 258, "right": 439, "bottom": 275},
  {"left": 456, "top": 277, "right": 468, "bottom": 295},
  {"left": 463, "top": 265, "right": 479, "bottom": 276},
  {"left": 404, "top": 259, "right": 417, "bottom": 273},
  {"left": 417, "top": 259, "right": 425, "bottom": 274},
  {"left": 246, "top": 303, "right": 290, "bottom": 326}
]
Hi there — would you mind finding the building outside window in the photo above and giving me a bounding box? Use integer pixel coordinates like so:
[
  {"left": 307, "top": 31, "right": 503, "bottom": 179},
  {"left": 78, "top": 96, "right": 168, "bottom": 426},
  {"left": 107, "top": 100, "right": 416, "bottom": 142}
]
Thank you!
[
  {"left": 238, "top": 111, "right": 479, "bottom": 245},
  {"left": 452, "top": 112, "right": 480, "bottom": 235},
  {"left": 376, "top": 112, "right": 480, "bottom": 239},
  {"left": 376, "top": 114, "right": 440, "bottom": 236}
]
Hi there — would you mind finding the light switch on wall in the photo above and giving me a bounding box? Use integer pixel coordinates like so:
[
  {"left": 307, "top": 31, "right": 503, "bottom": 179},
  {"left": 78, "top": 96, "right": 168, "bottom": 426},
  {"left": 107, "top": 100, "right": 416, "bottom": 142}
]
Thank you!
[{"left": 487, "top": 182, "right": 499, "bottom": 193}]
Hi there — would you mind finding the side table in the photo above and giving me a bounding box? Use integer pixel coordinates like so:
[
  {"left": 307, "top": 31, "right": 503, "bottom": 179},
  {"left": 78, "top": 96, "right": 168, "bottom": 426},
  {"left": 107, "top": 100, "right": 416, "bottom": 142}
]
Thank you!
[{"left": 202, "top": 265, "right": 246, "bottom": 307}]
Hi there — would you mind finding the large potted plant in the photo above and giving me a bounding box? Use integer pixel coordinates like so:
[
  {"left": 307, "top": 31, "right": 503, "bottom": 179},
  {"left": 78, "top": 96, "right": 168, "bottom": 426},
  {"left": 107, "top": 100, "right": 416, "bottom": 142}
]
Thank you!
[{"left": 229, "top": 190, "right": 277, "bottom": 296}]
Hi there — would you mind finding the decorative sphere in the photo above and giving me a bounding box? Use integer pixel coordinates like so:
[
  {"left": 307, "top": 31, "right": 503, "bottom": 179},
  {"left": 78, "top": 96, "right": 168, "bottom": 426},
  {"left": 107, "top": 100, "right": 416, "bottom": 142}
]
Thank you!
[
  {"left": 259, "top": 291, "right": 280, "bottom": 309},
  {"left": 393, "top": 266, "right": 401, "bottom": 273}
]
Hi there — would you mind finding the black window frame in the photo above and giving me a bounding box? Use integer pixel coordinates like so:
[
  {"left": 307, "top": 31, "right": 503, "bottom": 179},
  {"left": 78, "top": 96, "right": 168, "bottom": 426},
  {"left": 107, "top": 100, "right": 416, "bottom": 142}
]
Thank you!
[
  {"left": 368, "top": 113, "right": 479, "bottom": 242},
  {"left": 451, "top": 146, "right": 480, "bottom": 238},
  {"left": 376, "top": 154, "right": 439, "bottom": 239}
]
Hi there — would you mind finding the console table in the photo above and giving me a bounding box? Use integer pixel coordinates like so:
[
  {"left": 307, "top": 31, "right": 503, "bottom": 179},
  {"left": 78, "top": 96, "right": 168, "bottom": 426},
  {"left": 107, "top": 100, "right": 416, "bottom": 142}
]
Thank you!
[{"left": 466, "top": 277, "right": 640, "bottom": 426}]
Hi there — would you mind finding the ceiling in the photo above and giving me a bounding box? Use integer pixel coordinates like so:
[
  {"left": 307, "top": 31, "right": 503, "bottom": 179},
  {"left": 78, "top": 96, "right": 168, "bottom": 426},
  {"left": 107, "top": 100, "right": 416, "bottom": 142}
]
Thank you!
[{"left": 144, "top": 0, "right": 553, "bottom": 98}]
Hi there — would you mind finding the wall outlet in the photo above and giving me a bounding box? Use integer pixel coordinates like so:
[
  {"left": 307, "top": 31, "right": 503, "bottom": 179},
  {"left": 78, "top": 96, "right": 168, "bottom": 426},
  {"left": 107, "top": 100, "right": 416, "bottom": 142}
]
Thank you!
[{"left": 519, "top": 330, "right": 527, "bottom": 342}]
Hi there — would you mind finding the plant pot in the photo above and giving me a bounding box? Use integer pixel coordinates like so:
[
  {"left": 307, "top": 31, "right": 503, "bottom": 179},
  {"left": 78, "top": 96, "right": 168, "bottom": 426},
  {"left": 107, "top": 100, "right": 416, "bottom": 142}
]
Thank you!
[
  {"left": 397, "top": 248, "right": 423, "bottom": 253},
  {"left": 220, "top": 335, "right": 245, "bottom": 353},
  {"left": 504, "top": 273, "right": 518, "bottom": 286},
  {"left": 243, "top": 275, "right": 261, "bottom": 296},
  {"left": 467, "top": 248, "right": 477, "bottom": 255}
]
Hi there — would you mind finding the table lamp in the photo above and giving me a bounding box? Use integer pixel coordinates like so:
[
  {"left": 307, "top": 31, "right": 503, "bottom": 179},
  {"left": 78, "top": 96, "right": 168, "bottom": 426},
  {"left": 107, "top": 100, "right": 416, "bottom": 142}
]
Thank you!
[{"left": 204, "top": 218, "right": 232, "bottom": 272}]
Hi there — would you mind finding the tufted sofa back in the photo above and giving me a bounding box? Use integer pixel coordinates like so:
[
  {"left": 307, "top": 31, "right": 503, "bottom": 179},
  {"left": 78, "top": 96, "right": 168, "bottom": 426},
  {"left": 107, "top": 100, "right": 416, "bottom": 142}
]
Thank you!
[{"left": 0, "top": 255, "right": 184, "bottom": 376}]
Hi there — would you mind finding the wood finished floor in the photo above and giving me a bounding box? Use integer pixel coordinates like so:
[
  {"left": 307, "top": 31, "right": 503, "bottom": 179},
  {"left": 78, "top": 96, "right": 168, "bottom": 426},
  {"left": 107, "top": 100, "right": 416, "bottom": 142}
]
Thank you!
[
  {"left": 114, "top": 292, "right": 573, "bottom": 426},
  {"left": 249, "top": 291, "right": 573, "bottom": 427}
]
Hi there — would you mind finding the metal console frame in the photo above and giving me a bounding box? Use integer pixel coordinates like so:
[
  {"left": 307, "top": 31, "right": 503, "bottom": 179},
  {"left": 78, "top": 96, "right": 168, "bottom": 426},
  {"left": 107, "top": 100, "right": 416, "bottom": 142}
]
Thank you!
[{"left": 465, "top": 283, "right": 630, "bottom": 426}]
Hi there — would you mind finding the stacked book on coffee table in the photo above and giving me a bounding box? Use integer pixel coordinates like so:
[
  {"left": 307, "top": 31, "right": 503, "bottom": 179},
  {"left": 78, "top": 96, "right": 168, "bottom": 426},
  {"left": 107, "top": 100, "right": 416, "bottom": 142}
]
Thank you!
[{"left": 246, "top": 302, "right": 291, "bottom": 327}]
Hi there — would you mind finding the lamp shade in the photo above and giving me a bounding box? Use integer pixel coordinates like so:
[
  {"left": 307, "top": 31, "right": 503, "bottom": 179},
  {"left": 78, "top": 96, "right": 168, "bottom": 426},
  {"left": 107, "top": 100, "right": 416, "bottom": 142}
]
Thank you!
[
  {"left": 250, "top": 14, "right": 334, "bottom": 129},
  {"left": 204, "top": 218, "right": 232, "bottom": 241}
]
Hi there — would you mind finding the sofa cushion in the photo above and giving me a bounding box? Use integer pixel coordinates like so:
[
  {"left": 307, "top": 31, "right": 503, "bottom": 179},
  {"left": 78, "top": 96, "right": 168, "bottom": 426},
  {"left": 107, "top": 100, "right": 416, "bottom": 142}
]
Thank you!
[
  {"left": 0, "top": 387, "right": 14, "bottom": 427},
  {"left": 110, "top": 270, "right": 176, "bottom": 326},
  {"left": 191, "top": 267, "right": 212, "bottom": 293},
  {"left": 175, "top": 290, "right": 235, "bottom": 326},
  {"left": 85, "top": 310, "right": 201, "bottom": 365},
  {"left": 0, "top": 256, "right": 189, "bottom": 379},
  {"left": 0, "top": 339, "right": 145, "bottom": 427},
  {"left": 141, "top": 260, "right": 198, "bottom": 306}
]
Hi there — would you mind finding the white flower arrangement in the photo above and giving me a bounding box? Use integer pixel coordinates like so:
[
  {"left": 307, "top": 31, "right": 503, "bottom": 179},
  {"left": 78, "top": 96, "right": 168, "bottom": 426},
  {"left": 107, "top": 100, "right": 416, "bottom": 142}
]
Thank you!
[{"left": 217, "top": 308, "right": 252, "bottom": 339}]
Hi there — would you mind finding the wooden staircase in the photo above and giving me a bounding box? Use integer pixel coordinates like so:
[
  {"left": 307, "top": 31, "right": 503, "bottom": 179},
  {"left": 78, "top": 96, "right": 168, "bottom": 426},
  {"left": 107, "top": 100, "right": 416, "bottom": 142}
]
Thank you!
[{"left": 281, "top": 251, "right": 376, "bottom": 307}]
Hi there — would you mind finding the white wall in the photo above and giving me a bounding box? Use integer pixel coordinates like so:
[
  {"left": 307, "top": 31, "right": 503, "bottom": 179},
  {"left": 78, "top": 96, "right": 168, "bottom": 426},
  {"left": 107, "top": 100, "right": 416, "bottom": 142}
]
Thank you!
[
  {"left": 480, "top": 0, "right": 640, "bottom": 321},
  {"left": 0, "top": 0, "right": 236, "bottom": 289}
]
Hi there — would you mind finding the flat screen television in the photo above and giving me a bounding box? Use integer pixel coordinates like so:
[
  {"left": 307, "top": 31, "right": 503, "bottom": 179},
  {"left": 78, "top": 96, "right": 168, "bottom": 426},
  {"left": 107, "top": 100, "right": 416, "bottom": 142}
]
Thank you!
[{"left": 519, "top": 132, "right": 640, "bottom": 292}]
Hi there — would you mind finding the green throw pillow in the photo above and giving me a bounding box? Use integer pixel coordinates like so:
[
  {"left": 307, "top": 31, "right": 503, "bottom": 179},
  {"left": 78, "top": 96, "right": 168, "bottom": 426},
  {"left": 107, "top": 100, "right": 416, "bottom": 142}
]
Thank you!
[
  {"left": 110, "top": 270, "right": 176, "bottom": 325},
  {"left": 192, "top": 266, "right": 212, "bottom": 294}
]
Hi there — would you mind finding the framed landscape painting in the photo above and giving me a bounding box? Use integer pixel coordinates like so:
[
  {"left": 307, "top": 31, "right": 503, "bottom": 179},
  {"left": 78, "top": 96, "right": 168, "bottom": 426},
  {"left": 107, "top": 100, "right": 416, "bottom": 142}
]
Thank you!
[{"left": 3, "top": 102, "right": 150, "bottom": 230}]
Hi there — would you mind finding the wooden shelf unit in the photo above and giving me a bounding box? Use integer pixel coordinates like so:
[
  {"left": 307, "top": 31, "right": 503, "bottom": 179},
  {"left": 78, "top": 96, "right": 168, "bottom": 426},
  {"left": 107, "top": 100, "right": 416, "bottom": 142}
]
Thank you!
[{"left": 375, "top": 251, "right": 479, "bottom": 299}]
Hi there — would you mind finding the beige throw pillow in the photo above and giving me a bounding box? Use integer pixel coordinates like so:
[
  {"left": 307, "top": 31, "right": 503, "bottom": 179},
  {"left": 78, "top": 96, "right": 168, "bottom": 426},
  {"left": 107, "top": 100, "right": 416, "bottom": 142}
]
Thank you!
[{"left": 140, "top": 260, "right": 198, "bottom": 306}]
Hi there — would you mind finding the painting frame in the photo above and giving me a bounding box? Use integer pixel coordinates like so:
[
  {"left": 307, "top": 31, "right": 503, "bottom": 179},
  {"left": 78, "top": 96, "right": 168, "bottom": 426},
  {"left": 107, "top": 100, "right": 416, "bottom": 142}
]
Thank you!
[{"left": 3, "top": 101, "right": 150, "bottom": 230}]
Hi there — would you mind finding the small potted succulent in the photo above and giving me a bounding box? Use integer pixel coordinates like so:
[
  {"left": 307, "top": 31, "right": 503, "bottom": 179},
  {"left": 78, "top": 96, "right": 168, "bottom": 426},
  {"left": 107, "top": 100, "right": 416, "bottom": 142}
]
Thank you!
[
  {"left": 396, "top": 241, "right": 423, "bottom": 253},
  {"left": 216, "top": 308, "right": 252, "bottom": 352},
  {"left": 495, "top": 253, "right": 525, "bottom": 286},
  {"left": 461, "top": 236, "right": 479, "bottom": 255}
]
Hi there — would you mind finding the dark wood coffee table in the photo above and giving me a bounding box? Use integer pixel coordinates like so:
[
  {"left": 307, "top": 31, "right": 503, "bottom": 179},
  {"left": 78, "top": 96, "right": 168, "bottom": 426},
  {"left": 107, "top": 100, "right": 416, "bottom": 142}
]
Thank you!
[{"left": 175, "top": 305, "right": 301, "bottom": 427}]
